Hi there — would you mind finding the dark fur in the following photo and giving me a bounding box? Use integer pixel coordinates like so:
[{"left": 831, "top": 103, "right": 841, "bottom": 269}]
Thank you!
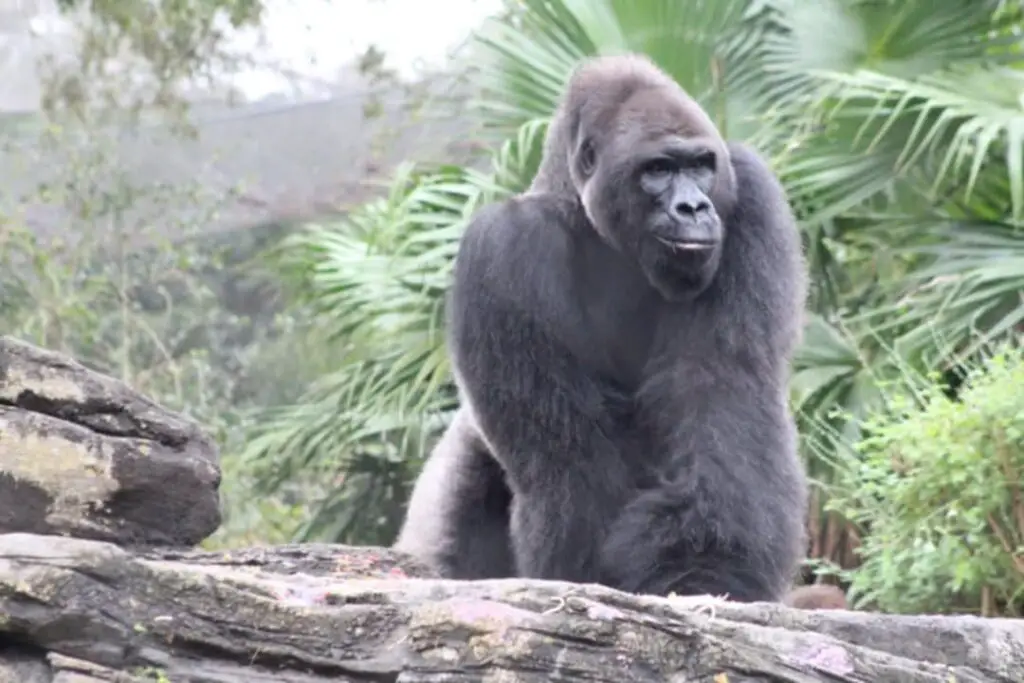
[
  {"left": 395, "top": 53, "right": 808, "bottom": 602},
  {"left": 394, "top": 409, "right": 515, "bottom": 578}
]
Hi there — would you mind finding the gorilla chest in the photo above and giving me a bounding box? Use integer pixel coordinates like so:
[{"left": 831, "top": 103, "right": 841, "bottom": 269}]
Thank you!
[
  {"left": 570, "top": 251, "right": 661, "bottom": 390},
  {"left": 580, "top": 296, "right": 655, "bottom": 375}
]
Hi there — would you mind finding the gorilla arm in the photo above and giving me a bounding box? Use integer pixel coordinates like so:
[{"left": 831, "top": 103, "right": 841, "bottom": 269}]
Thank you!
[
  {"left": 448, "top": 195, "right": 638, "bottom": 583},
  {"left": 392, "top": 407, "right": 515, "bottom": 579},
  {"left": 599, "top": 142, "right": 809, "bottom": 602},
  {"left": 601, "top": 363, "right": 804, "bottom": 600}
]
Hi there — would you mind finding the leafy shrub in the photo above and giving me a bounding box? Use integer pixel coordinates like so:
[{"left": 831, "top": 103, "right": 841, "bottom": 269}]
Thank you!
[{"left": 831, "top": 345, "right": 1024, "bottom": 616}]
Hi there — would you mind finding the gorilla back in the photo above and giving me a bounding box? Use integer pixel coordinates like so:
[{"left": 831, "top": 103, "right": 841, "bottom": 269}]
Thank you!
[{"left": 395, "top": 53, "right": 809, "bottom": 603}]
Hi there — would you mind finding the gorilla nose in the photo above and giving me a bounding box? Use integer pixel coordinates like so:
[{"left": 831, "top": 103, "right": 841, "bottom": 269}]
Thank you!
[{"left": 673, "top": 199, "right": 711, "bottom": 218}]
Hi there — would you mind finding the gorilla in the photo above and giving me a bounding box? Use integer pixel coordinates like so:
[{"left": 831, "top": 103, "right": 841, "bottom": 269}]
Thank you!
[{"left": 395, "top": 52, "right": 809, "bottom": 603}]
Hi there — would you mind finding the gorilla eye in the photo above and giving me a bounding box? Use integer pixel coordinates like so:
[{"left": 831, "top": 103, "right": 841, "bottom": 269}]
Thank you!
[
  {"left": 692, "top": 149, "right": 717, "bottom": 169},
  {"left": 643, "top": 159, "right": 675, "bottom": 177},
  {"left": 578, "top": 140, "right": 596, "bottom": 176}
]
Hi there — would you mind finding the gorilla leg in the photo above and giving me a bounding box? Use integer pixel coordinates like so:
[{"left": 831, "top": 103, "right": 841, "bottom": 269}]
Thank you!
[{"left": 393, "top": 408, "right": 515, "bottom": 579}]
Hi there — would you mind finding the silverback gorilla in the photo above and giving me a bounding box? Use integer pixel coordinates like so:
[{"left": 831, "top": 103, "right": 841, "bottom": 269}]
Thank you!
[{"left": 395, "top": 53, "right": 809, "bottom": 603}]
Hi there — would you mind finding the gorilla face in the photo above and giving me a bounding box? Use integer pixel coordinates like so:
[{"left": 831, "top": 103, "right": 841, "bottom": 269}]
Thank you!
[
  {"left": 579, "top": 134, "right": 727, "bottom": 302},
  {"left": 633, "top": 138, "right": 725, "bottom": 298}
]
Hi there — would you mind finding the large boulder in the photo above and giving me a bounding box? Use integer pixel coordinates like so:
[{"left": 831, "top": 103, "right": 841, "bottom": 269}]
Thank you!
[
  {"left": 0, "top": 336, "right": 221, "bottom": 546},
  {"left": 0, "top": 533, "right": 1022, "bottom": 682}
]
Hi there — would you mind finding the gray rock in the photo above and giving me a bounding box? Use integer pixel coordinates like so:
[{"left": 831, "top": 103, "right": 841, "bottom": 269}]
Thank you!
[
  {"left": 0, "top": 336, "right": 221, "bottom": 546},
  {"left": 0, "top": 650, "right": 52, "bottom": 683},
  {"left": 1, "top": 533, "right": 1023, "bottom": 682}
]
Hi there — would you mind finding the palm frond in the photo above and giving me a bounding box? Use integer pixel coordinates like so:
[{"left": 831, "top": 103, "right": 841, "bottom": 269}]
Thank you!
[
  {"left": 808, "top": 66, "right": 1024, "bottom": 220},
  {"left": 237, "top": 120, "right": 548, "bottom": 542},
  {"left": 852, "top": 215, "right": 1024, "bottom": 364},
  {"left": 470, "top": 0, "right": 763, "bottom": 141}
]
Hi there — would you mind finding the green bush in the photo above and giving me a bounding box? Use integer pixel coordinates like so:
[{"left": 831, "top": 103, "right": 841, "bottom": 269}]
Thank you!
[{"left": 831, "top": 345, "right": 1024, "bottom": 616}]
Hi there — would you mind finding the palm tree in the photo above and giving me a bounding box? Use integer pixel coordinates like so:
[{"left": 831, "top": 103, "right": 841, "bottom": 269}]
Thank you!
[{"left": 237, "top": 0, "right": 1024, "bottom": 562}]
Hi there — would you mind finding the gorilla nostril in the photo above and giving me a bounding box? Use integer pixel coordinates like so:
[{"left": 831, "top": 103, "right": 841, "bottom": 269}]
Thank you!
[{"left": 674, "top": 200, "right": 710, "bottom": 217}]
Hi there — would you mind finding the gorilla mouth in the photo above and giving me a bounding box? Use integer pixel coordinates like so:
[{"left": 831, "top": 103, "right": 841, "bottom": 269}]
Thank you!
[{"left": 655, "top": 236, "right": 715, "bottom": 252}]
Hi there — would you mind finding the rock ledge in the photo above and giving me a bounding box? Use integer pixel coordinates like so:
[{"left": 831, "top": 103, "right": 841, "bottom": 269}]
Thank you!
[
  {"left": 0, "top": 335, "right": 220, "bottom": 547},
  {"left": 2, "top": 533, "right": 1023, "bottom": 682}
]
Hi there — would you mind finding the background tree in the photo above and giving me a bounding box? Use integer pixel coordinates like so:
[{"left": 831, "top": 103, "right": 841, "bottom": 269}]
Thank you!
[{"left": 47, "top": 0, "right": 263, "bottom": 126}]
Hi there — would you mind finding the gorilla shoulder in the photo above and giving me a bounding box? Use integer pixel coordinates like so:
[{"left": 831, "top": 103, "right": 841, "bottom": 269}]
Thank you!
[{"left": 452, "top": 193, "right": 590, "bottom": 309}]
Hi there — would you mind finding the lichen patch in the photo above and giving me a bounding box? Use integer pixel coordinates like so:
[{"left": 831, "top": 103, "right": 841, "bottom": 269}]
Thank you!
[
  {"left": 0, "top": 364, "right": 88, "bottom": 404},
  {"left": 0, "top": 417, "right": 117, "bottom": 514}
]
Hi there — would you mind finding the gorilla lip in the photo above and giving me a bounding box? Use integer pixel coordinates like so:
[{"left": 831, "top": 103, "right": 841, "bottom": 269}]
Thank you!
[{"left": 655, "top": 235, "right": 714, "bottom": 252}]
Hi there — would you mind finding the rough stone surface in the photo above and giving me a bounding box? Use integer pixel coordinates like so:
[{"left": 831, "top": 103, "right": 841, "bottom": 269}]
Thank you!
[
  {"left": 0, "top": 336, "right": 221, "bottom": 547},
  {"left": 145, "top": 542, "right": 440, "bottom": 579},
  {"left": 1, "top": 533, "right": 1022, "bottom": 682}
]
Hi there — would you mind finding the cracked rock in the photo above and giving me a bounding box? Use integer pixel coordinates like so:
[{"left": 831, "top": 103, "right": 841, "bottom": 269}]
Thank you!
[{"left": 0, "top": 336, "right": 221, "bottom": 547}]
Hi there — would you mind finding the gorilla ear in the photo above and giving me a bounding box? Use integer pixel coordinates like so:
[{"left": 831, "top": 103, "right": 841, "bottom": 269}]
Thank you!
[
  {"left": 565, "top": 104, "right": 596, "bottom": 178},
  {"left": 577, "top": 138, "right": 596, "bottom": 176}
]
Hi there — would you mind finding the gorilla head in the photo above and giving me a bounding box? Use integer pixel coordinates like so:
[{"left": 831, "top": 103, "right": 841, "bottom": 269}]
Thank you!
[{"left": 533, "top": 53, "right": 739, "bottom": 301}]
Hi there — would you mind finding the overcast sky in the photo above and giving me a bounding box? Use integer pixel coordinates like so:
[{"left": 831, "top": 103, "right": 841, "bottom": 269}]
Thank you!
[
  {"left": 0, "top": 0, "right": 503, "bottom": 109},
  {"left": 225, "top": 0, "right": 504, "bottom": 98}
]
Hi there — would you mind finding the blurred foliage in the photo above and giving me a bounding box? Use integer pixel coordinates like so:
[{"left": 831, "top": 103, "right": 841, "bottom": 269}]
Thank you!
[
  {"left": 2, "top": 0, "right": 480, "bottom": 551},
  {"left": 830, "top": 344, "right": 1024, "bottom": 617},
  {"left": 47, "top": 0, "right": 263, "bottom": 128},
  {"left": 0, "top": 117, "right": 317, "bottom": 547},
  {"left": 0, "top": 0, "right": 324, "bottom": 547},
  {"left": 239, "top": 0, "right": 1024, "bottom": 600}
]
